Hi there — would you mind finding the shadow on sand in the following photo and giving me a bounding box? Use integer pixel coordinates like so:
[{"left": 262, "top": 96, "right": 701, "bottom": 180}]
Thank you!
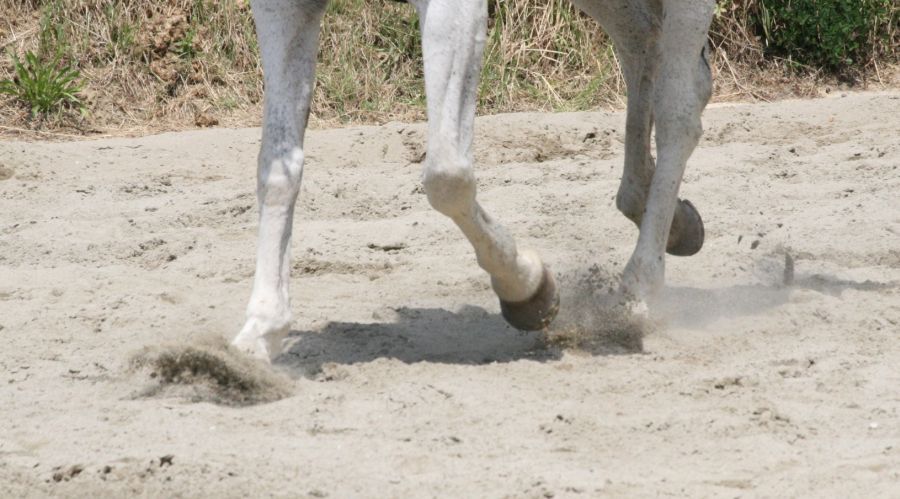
[
  {"left": 278, "top": 305, "right": 564, "bottom": 377},
  {"left": 654, "top": 273, "right": 898, "bottom": 329},
  {"left": 277, "top": 264, "right": 647, "bottom": 377},
  {"left": 277, "top": 267, "right": 897, "bottom": 377}
]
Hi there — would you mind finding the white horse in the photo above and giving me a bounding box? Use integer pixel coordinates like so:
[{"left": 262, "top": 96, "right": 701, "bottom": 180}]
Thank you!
[{"left": 233, "top": 0, "right": 715, "bottom": 360}]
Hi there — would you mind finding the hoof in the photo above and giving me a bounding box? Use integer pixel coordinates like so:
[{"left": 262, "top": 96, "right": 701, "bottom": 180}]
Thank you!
[
  {"left": 499, "top": 266, "right": 560, "bottom": 331},
  {"left": 231, "top": 336, "right": 278, "bottom": 363},
  {"left": 232, "top": 318, "right": 288, "bottom": 363},
  {"left": 667, "top": 199, "right": 705, "bottom": 257}
]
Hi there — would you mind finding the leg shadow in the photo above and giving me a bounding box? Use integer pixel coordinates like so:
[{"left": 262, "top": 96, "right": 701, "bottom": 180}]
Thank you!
[
  {"left": 278, "top": 305, "right": 559, "bottom": 377},
  {"left": 276, "top": 265, "right": 895, "bottom": 376},
  {"left": 278, "top": 264, "right": 663, "bottom": 377}
]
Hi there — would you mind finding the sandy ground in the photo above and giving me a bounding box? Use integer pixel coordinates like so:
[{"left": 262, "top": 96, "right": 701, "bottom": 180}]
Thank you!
[{"left": 1, "top": 91, "right": 899, "bottom": 497}]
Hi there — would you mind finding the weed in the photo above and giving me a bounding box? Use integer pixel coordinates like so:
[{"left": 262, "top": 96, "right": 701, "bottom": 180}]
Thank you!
[
  {"left": 218, "top": 95, "right": 239, "bottom": 111},
  {"left": 0, "top": 51, "right": 85, "bottom": 117},
  {"left": 173, "top": 28, "right": 199, "bottom": 60},
  {"left": 104, "top": 4, "right": 137, "bottom": 61},
  {"left": 37, "top": 1, "right": 70, "bottom": 61}
]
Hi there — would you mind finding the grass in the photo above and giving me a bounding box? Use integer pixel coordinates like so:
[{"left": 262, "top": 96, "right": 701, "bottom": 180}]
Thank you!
[
  {"left": 0, "top": 50, "right": 84, "bottom": 117},
  {"left": 0, "top": 0, "right": 896, "bottom": 134}
]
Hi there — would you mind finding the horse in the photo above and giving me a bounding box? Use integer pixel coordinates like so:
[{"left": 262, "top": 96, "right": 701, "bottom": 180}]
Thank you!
[{"left": 233, "top": 0, "right": 714, "bottom": 360}]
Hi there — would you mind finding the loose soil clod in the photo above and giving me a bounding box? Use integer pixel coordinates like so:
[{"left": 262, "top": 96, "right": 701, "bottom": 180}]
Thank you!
[{"left": 130, "top": 336, "right": 292, "bottom": 406}]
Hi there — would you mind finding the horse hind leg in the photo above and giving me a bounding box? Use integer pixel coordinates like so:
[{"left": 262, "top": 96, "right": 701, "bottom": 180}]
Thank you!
[
  {"left": 662, "top": 44, "right": 711, "bottom": 257},
  {"left": 576, "top": 0, "right": 708, "bottom": 257},
  {"left": 621, "top": 1, "right": 715, "bottom": 300},
  {"left": 615, "top": 38, "right": 708, "bottom": 257},
  {"left": 620, "top": 41, "right": 709, "bottom": 259}
]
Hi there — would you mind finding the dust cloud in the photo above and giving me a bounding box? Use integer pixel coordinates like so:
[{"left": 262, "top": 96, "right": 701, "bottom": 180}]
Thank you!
[
  {"left": 130, "top": 334, "right": 293, "bottom": 406},
  {"left": 544, "top": 264, "right": 650, "bottom": 354}
]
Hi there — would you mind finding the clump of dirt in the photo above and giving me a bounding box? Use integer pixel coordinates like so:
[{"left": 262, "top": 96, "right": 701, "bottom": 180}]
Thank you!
[
  {"left": 130, "top": 335, "right": 292, "bottom": 406},
  {"left": 51, "top": 464, "right": 84, "bottom": 482},
  {"left": 140, "top": 8, "right": 190, "bottom": 58},
  {"left": 0, "top": 165, "right": 13, "bottom": 181},
  {"left": 544, "top": 264, "right": 650, "bottom": 354}
]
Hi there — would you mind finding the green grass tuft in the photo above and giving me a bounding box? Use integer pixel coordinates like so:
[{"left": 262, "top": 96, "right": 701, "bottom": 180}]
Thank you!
[{"left": 0, "top": 51, "right": 85, "bottom": 117}]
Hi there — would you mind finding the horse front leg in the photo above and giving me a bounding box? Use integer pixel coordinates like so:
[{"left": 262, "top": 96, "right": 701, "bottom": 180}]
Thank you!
[
  {"left": 413, "top": 0, "right": 559, "bottom": 330},
  {"left": 232, "top": 0, "right": 327, "bottom": 361}
]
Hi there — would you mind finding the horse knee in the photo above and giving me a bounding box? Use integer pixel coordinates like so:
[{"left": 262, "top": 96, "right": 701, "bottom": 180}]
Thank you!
[
  {"left": 258, "top": 142, "right": 304, "bottom": 206},
  {"left": 423, "top": 155, "right": 476, "bottom": 218}
]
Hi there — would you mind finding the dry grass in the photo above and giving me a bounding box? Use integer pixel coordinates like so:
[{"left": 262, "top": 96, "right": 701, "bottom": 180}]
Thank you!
[
  {"left": 0, "top": 0, "right": 261, "bottom": 134},
  {"left": 0, "top": 0, "right": 897, "bottom": 136}
]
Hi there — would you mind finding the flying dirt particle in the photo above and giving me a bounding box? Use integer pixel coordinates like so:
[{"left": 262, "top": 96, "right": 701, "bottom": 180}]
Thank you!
[
  {"left": 713, "top": 376, "right": 743, "bottom": 390},
  {"left": 367, "top": 242, "right": 407, "bottom": 252},
  {"left": 159, "top": 455, "right": 174, "bottom": 467},
  {"left": 130, "top": 335, "right": 293, "bottom": 406},
  {"left": 783, "top": 253, "right": 795, "bottom": 286},
  {"left": 51, "top": 464, "right": 84, "bottom": 482},
  {"left": 543, "top": 264, "right": 650, "bottom": 354}
]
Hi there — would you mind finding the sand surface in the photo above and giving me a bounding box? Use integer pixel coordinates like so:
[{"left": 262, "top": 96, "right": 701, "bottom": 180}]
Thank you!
[{"left": 1, "top": 92, "right": 899, "bottom": 497}]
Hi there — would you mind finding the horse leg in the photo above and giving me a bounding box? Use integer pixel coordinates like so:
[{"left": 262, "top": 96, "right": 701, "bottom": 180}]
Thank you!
[
  {"left": 571, "top": 0, "right": 706, "bottom": 257},
  {"left": 232, "top": 0, "right": 327, "bottom": 361},
  {"left": 412, "top": 0, "right": 559, "bottom": 330},
  {"left": 620, "top": 1, "right": 714, "bottom": 301}
]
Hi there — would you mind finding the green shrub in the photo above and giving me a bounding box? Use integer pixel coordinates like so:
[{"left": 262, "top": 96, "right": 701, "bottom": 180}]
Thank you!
[
  {"left": 754, "top": 0, "right": 896, "bottom": 73},
  {"left": 0, "top": 51, "right": 85, "bottom": 117}
]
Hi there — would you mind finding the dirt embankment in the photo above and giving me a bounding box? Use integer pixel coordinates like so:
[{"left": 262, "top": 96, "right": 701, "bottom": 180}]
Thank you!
[{"left": 2, "top": 1, "right": 897, "bottom": 137}]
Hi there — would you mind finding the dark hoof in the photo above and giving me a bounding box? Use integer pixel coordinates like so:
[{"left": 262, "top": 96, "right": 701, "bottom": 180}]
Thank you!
[
  {"left": 499, "top": 266, "right": 560, "bottom": 331},
  {"left": 667, "top": 199, "right": 704, "bottom": 257}
]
